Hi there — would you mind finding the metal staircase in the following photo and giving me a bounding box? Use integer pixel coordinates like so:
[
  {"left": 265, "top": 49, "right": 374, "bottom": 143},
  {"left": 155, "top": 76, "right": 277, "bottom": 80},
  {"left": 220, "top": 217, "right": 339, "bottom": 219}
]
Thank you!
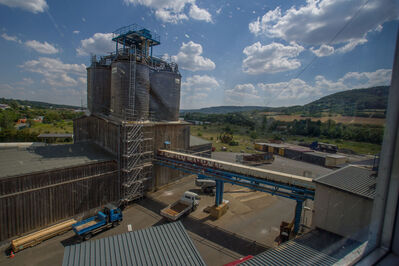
[{"left": 119, "top": 45, "right": 154, "bottom": 203}]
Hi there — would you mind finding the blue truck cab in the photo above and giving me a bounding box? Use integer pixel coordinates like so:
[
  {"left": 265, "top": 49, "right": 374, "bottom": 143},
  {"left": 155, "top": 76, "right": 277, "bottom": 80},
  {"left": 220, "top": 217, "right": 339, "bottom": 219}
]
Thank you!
[{"left": 72, "top": 204, "right": 123, "bottom": 241}]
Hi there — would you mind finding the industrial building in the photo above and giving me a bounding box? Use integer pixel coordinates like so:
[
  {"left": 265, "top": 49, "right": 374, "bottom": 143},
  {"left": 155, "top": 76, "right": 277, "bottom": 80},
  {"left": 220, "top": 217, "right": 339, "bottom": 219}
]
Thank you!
[
  {"left": 254, "top": 142, "right": 347, "bottom": 168},
  {"left": 0, "top": 143, "right": 118, "bottom": 241},
  {"left": 75, "top": 23, "right": 193, "bottom": 203},
  {"left": 189, "top": 135, "right": 212, "bottom": 157},
  {"left": 0, "top": 24, "right": 194, "bottom": 242},
  {"left": 312, "top": 165, "right": 376, "bottom": 242},
  {"left": 62, "top": 222, "right": 205, "bottom": 266}
]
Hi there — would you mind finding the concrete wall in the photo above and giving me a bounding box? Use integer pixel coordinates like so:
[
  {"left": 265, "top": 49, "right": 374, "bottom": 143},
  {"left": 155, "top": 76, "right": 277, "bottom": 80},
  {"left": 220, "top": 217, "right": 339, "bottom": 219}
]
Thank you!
[{"left": 313, "top": 183, "right": 373, "bottom": 242}]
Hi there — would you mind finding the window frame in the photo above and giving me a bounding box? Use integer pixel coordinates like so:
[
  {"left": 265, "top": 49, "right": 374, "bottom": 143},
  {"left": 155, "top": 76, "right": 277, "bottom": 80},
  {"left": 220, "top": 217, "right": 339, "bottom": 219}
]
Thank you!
[{"left": 341, "top": 29, "right": 399, "bottom": 265}]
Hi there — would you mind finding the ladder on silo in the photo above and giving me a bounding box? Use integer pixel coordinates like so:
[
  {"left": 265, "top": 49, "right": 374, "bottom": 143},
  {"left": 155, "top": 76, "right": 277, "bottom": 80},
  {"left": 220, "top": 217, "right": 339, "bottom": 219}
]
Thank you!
[{"left": 128, "top": 45, "right": 136, "bottom": 119}]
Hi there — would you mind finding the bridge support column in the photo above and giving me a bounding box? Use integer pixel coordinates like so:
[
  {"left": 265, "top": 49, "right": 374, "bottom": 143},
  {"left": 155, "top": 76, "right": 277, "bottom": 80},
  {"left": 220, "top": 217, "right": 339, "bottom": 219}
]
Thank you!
[
  {"left": 215, "top": 180, "right": 224, "bottom": 206},
  {"left": 294, "top": 200, "right": 303, "bottom": 234}
]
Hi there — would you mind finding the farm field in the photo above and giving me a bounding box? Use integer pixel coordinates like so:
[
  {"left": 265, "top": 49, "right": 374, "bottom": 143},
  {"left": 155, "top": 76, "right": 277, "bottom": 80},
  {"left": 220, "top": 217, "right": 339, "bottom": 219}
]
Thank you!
[{"left": 266, "top": 115, "right": 385, "bottom": 126}]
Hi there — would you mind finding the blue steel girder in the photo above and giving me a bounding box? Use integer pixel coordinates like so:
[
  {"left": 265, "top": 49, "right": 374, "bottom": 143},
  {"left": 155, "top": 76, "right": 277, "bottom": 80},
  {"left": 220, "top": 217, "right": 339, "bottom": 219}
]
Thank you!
[
  {"left": 155, "top": 156, "right": 314, "bottom": 201},
  {"left": 294, "top": 201, "right": 303, "bottom": 234}
]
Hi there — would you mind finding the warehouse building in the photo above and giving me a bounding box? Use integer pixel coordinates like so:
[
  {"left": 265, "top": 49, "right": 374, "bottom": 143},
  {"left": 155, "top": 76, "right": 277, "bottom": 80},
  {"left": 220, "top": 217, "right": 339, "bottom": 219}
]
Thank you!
[
  {"left": 312, "top": 165, "right": 376, "bottom": 242},
  {"left": 189, "top": 135, "right": 212, "bottom": 157},
  {"left": 0, "top": 143, "right": 117, "bottom": 242},
  {"left": 62, "top": 221, "right": 205, "bottom": 266},
  {"left": 302, "top": 151, "right": 347, "bottom": 168}
]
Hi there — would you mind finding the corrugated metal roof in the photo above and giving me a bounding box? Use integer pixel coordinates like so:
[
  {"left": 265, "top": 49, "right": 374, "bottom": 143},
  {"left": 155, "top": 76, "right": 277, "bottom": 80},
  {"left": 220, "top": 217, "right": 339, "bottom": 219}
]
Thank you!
[
  {"left": 0, "top": 143, "right": 115, "bottom": 179},
  {"left": 314, "top": 165, "right": 376, "bottom": 199},
  {"left": 241, "top": 229, "right": 361, "bottom": 266},
  {"left": 190, "top": 135, "right": 211, "bottom": 147},
  {"left": 62, "top": 221, "right": 205, "bottom": 266}
]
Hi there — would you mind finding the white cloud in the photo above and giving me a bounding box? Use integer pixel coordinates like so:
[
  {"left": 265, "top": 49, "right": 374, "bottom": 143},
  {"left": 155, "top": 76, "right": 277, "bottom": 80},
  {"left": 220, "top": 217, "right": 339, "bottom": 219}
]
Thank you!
[
  {"left": 25, "top": 40, "right": 58, "bottom": 54},
  {"left": 1, "top": 33, "right": 21, "bottom": 43},
  {"left": 256, "top": 68, "right": 392, "bottom": 106},
  {"left": 0, "top": 0, "right": 48, "bottom": 13},
  {"left": 242, "top": 42, "right": 304, "bottom": 74},
  {"left": 181, "top": 75, "right": 219, "bottom": 108},
  {"left": 76, "top": 33, "right": 114, "bottom": 56},
  {"left": 124, "top": 0, "right": 212, "bottom": 23},
  {"left": 20, "top": 57, "right": 86, "bottom": 88},
  {"left": 73, "top": 30, "right": 80, "bottom": 34},
  {"left": 155, "top": 9, "right": 188, "bottom": 23},
  {"left": 185, "top": 34, "right": 190, "bottom": 38},
  {"left": 225, "top": 83, "right": 262, "bottom": 105},
  {"left": 189, "top": 4, "right": 212, "bottom": 22},
  {"left": 336, "top": 38, "right": 368, "bottom": 54},
  {"left": 249, "top": 0, "right": 398, "bottom": 54},
  {"left": 310, "top": 44, "right": 335, "bottom": 57},
  {"left": 172, "top": 41, "right": 215, "bottom": 71},
  {"left": 314, "top": 69, "right": 392, "bottom": 91},
  {"left": 259, "top": 79, "right": 321, "bottom": 101}
]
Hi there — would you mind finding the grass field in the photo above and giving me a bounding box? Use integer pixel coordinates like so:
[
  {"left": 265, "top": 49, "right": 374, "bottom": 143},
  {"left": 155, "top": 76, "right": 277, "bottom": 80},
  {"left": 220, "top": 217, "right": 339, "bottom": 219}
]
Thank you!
[
  {"left": 191, "top": 125, "right": 381, "bottom": 155},
  {"left": 266, "top": 114, "right": 385, "bottom": 126},
  {"left": 28, "top": 120, "right": 73, "bottom": 134}
]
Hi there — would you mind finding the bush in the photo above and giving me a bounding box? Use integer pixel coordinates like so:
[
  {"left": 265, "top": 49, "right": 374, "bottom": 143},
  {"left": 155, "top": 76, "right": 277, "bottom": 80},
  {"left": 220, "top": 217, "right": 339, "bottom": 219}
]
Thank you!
[
  {"left": 197, "top": 132, "right": 202, "bottom": 137},
  {"left": 229, "top": 141, "right": 239, "bottom": 146}
]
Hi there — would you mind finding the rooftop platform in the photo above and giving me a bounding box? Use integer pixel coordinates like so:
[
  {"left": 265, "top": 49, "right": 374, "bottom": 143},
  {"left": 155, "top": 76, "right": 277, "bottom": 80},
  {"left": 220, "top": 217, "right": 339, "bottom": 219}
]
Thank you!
[
  {"left": 0, "top": 143, "right": 115, "bottom": 179},
  {"left": 112, "top": 24, "right": 160, "bottom": 47}
]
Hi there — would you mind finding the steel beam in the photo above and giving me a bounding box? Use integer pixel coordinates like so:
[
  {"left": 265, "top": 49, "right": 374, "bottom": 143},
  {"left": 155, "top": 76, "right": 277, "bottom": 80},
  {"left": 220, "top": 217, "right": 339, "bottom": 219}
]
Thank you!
[{"left": 294, "top": 200, "right": 303, "bottom": 234}]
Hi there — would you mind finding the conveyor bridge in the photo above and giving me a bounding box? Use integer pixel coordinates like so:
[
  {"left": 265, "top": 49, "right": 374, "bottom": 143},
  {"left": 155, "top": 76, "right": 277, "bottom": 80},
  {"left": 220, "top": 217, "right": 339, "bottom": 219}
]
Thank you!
[{"left": 155, "top": 150, "right": 316, "bottom": 233}]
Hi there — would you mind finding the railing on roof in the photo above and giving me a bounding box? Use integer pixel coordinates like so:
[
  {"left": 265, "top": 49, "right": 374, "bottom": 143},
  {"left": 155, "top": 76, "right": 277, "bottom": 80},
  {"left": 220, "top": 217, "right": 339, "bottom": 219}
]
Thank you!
[{"left": 112, "top": 23, "right": 160, "bottom": 44}]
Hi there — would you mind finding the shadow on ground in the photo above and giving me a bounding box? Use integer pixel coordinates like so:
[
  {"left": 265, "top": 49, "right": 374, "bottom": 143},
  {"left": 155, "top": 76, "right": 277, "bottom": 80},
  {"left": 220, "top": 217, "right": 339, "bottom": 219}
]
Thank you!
[{"left": 138, "top": 197, "right": 270, "bottom": 256}]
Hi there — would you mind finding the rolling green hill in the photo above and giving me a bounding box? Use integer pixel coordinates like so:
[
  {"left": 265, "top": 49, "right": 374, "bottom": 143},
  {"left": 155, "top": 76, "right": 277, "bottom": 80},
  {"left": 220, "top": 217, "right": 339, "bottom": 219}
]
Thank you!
[
  {"left": 297, "top": 86, "right": 389, "bottom": 117},
  {"left": 182, "top": 86, "right": 389, "bottom": 118},
  {"left": 0, "top": 98, "right": 80, "bottom": 110},
  {"left": 181, "top": 106, "right": 265, "bottom": 114}
]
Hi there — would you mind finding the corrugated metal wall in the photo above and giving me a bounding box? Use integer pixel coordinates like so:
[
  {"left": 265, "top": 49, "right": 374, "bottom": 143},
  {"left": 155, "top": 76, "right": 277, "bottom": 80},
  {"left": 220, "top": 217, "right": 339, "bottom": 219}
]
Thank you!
[
  {"left": 74, "top": 115, "right": 192, "bottom": 190},
  {"left": 0, "top": 161, "right": 118, "bottom": 241},
  {"left": 150, "top": 123, "right": 190, "bottom": 188},
  {"left": 74, "top": 115, "right": 120, "bottom": 155}
]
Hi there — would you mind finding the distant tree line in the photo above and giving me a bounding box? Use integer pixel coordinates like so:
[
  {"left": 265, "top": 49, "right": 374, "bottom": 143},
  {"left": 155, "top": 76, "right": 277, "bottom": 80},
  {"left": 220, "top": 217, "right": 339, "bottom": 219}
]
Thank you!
[
  {"left": 184, "top": 112, "right": 255, "bottom": 128},
  {"left": 269, "top": 119, "right": 384, "bottom": 144},
  {"left": 185, "top": 112, "right": 384, "bottom": 145}
]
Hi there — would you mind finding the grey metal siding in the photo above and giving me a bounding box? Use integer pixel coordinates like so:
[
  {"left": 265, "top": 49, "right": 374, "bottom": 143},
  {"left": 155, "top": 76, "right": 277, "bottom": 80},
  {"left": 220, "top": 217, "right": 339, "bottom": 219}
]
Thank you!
[
  {"left": 314, "top": 165, "right": 375, "bottom": 199},
  {"left": 62, "top": 221, "right": 205, "bottom": 266}
]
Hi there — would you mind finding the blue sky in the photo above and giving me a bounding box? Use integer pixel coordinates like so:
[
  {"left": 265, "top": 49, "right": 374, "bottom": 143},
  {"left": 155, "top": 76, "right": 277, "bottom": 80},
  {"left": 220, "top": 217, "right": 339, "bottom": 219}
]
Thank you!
[{"left": 0, "top": 0, "right": 397, "bottom": 109}]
